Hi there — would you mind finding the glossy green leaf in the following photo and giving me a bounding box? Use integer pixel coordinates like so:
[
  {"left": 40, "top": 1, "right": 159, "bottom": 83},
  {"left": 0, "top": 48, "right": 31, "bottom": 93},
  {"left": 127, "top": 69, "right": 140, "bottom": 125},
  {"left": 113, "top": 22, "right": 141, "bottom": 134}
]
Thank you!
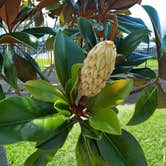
[
  {"left": 142, "top": 5, "right": 161, "bottom": 42},
  {"left": 0, "top": 96, "right": 54, "bottom": 126},
  {"left": 54, "top": 32, "right": 85, "bottom": 88},
  {"left": 117, "top": 14, "right": 148, "bottom": 34},
  {"left": 117, "top": 53, "right": 154, "bottom": 67},
  {"left": 97, "top": 130, "right": 147, "bottom": 166},
  {"left": 0, "top": 32, "right": 38, "bottom": 50},
  {"left": 76, "top": 135, "right": 108, "bottom": 166},
  {"left": 22, "top": 27, "right": 56, "bottom": 38},
  {"left": 54, "top": 99, "right": 71, "bottom": 116},
  {"left": 3, "top": 47, "right": 18, "bottom": 90},
  {"left": 20, "top": 49, "right": 46, "bottom": 80},
  {"left": 113, "top": 66, "right": 133, "bottom": 75},
  {"left": 80, "top": 121, "right": 102, "bottom": 140},
  {"left": 65, "top": 63, "right": 82, "bottom": 103},
  {"left": 89, "top": 108, "right": 121, "bottom": 135},
  {"left": 128, "top": 86, "right": 157, "bottom": 125},
  {"left": 78, "top": 17, "right": 97, "bottom": 47},
  {"left": 0, "top": 53, "right": 3, "bottom": 73},
  {"left": 129, "top": 68, "right": 156, "bottom": 80},
  {"left": 118, "top": 29, "right": 149, "bottom": 56},
  {"left": 0, "top": 85, "right": 5, "bottom": 100},
  {"left": 24, "top": 80, "right": 66, "bottom": 103},
  {"left": 15, "top": 6, "right": 33, "bottom": 24},
  {"left": 25, "top": 149, "right": 57, "bottom": 166},
  {"left": 88, "top": 79, "right": 133, "bottom": 110},
  {"left": 0, "top": 114, "right": 67, "bottom": 144},
  {"left": 37, "top": 121, "right": 73, "bottom": 149}
]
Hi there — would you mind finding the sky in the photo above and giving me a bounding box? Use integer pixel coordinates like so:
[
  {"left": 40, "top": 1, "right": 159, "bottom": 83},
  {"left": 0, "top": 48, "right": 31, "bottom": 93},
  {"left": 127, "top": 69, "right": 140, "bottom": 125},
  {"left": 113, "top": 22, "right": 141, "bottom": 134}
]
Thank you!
[{"left": 131, "top": 0, "right": 166, "bottom": 35}]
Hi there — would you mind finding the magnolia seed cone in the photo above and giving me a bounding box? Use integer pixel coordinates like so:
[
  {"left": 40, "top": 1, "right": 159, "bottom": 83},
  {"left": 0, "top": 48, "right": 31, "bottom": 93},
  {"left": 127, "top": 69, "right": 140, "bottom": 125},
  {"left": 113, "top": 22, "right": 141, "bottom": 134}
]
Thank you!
[{"left": 78, "top": 41, "right": 116, "bottom": 97}]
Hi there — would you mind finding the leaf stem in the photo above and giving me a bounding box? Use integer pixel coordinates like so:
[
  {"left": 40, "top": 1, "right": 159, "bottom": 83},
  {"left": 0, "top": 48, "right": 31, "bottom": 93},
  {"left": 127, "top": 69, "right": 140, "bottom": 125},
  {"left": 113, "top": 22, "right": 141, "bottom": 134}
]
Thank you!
[{"left": 110, "top": 14, "right": 118, "bottom": 41}]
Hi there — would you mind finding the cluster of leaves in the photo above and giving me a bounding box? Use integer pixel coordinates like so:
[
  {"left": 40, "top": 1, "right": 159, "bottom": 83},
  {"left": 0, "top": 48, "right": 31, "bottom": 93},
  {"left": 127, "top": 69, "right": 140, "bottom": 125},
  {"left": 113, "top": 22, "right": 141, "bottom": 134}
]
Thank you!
[{"left": 0, "top": 0, "right": 164, "bottom": 166}]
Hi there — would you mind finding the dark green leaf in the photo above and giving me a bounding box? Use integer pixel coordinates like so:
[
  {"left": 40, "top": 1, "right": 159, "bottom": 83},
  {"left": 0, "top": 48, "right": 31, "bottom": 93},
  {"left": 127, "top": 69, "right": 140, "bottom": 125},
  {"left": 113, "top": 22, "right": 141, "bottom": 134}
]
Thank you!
[
  {"left": 128, "top": 86, "right": 158, "bottom": 125},
  {"left": 0, "top": 114, "right": 68, "bottom": 144},
  {"left": 24, "top": 80, "right": 67, "bottom": 103},
  {"left": 113, "top": 66, "right": 133, "bottom": 75},
  {"left": 97, "top": 130, "right": 147, "bottom": 166},
  {"left": 0, "top": 53, "right": 3, "bottom": 73},
  {"left": 37, "top": 121, "right": 73, "bottom": 149},
  {"left": 88, "top": 79, "right": 133, "bottom": 110},
  {"left": 22, "top": 27, "right": 56, "bottom": 38},
  {"left": 78, "top": 17, "right": 97, "bottom": 47},
  {"left": 65, "top": 63, "right": 82, "bottom": 103},
  {"left": 89, "top": 108, "right": 121, "bottom": 135},
  {"left": 118, "top": 29, "right": 149, "bottom": 56},
  {"left": 15, "top": 6, "right": 33, "bottom": 24},
  {"left": 117, "top": 14, "right": 148, "bottom": 34},
  {"left": 76, "top": 135, "right": 108, "bottom": 166},
  {"left": 129, "top": 68, "right": 156, "bottom": 80},
  {"left": 63, "top": 28, "right": 79, "bottom": 38},
  {"left": 0, "top": 32, "right": 38, "bottom": 50},
  {"left": 142, "top": 5, "right": 161, "bottom": 42},
  {"left": 54, "top": 99, "right": 71, "bottom": 116},
  {"left": 25, "top": 149, "right": 57, "bottom": 166},
  {"left": 117, "top": 53, "right": 154, "bottom": 67},
  {"left": 0, "top": 85, "right": 5, "bottom": 100},
  {"left": 3, "top": 47, "right": 18, "bottom": 89},
  {"left": 0, "top": 96, "right": 54, "bottom": 126},
  {"left": 80, "top": 121, "right": 102, "bottom": 140},
  {"left": 54, "top": 32, "right": 85, "bottom": 88}
]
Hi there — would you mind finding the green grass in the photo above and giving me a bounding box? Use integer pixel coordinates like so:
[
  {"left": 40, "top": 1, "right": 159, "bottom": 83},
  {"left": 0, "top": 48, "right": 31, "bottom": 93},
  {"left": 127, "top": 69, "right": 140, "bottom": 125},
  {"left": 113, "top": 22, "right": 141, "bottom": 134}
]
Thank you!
[
  {"left": 36, "top": 58, "right": 158, "bottom": 71},
  {"left": 36, "top": 58, "right": 52, "bottom": 70},
  {"left": 5, "top": 105, "right": 166, "bottom": 166},
  {"left": 138, "top": 59, "right": 158, "bottom": 69}
]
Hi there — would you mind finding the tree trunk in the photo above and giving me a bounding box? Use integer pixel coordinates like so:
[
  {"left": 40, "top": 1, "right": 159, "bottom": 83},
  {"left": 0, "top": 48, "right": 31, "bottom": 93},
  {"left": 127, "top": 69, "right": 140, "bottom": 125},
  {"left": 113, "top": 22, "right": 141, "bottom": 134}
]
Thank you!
[{"left": 0, "top": 146, "right": 9, "bottom": 166}]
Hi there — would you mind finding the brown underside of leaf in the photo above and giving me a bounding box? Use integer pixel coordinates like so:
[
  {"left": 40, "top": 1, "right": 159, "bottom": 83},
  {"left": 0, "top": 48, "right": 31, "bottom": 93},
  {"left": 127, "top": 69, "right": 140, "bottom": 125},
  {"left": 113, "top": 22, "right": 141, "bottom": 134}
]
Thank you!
[
  {"left": 35, "top": 0, "right": 58, "bottom": 12},
  {"left": 115, "top": 55, "right": 125, "bottom": 64},
  {"left": 111, "top": 0, "right": 142, "bottom": 9},
  {"left": 34, "top": 11, "right": 44, "bottom": 26},
  {"left": 128, "top": 77, "right": 149, "bottom": 87},
  {"left": 14, "top": 54, "right": 37, "bottom": 82},
  {"left": 0, "top": 35, "right": 20, "bottom": 44},
  {"left": 0, "top": 0, "right": 7, "bottom": 8},
  {"left": 0, "top": 0, "right": 21, "bottom": 31}
]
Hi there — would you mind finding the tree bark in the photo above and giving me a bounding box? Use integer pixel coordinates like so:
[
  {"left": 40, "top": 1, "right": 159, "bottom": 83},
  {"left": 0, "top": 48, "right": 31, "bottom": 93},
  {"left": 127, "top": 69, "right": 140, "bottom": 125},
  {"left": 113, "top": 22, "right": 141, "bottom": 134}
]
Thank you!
[{"left": 0, "top": 146, "right": 9, "bottom": 166}]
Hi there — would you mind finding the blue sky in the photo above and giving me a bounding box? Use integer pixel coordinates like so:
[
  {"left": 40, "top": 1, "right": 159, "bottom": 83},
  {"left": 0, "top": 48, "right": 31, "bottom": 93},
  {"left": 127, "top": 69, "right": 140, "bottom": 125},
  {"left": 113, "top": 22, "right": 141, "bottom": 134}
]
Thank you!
[{"left": 131, "top": 0, "right": 166, "bottom": 35}]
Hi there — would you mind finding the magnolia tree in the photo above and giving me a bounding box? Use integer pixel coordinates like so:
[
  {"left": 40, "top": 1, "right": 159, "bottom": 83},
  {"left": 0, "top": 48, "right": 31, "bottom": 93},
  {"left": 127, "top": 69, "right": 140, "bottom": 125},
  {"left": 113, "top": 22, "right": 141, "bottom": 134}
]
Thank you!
[{"left": 0, "top": 0, "right": 165, "bottom": 166}]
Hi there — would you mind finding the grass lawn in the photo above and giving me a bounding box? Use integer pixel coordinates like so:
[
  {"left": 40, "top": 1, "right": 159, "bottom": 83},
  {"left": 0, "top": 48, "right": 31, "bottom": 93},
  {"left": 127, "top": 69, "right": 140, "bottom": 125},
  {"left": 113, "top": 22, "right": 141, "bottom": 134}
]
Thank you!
[
  {"left": 5, "top": 105, "right": 166, "bottom": 166},
  {"left": 35, "top": 58, "right": 158, "bottom": 71},
  {"left": 36, "top": 58, "right": 52, "bottom": 70},
  {"left": 138, "top": 59, "right": 158, "bottom": 70}
]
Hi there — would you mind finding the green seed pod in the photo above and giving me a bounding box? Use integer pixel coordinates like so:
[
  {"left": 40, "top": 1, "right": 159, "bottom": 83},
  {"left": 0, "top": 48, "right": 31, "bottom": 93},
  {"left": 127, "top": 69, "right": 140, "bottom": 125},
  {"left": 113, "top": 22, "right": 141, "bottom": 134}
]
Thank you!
[{"left": 78, "top": 41, "right": 116, "bottom": 97}]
